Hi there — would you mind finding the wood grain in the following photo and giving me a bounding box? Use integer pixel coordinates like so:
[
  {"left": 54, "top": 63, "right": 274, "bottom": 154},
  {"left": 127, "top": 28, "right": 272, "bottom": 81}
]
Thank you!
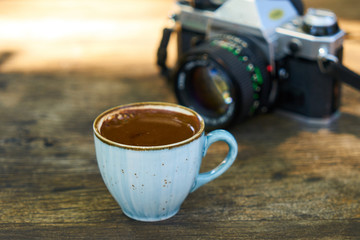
[{"left": 0, "top": 0, "right": 359, "bottom": 239}]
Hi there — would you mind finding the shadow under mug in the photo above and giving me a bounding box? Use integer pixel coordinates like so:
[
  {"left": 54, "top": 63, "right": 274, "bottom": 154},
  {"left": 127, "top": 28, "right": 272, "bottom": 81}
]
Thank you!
[{"left": 93, "top": 102, "right": 238, "bottom": 222}]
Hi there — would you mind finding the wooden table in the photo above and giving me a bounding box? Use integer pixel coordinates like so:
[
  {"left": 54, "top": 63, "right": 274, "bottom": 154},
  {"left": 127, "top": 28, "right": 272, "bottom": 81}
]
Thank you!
[{"left": 0, "top": 0, "right": 359, "bottom": 239}]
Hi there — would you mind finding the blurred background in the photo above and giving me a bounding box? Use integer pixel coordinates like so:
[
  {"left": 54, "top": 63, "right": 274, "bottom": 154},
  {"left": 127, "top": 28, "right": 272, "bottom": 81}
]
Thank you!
[{"left": 0, "top": 0, "right": 358, "bottom": 75}]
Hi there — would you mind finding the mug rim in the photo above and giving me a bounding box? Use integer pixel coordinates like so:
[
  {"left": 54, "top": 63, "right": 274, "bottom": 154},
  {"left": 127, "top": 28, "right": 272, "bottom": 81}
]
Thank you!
[{"left": 93, "top": 102, "right": 205, "bottom": 150}]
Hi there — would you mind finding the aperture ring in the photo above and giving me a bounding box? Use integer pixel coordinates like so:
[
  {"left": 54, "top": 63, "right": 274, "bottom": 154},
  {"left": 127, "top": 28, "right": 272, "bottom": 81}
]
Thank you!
[{"left": 210, "top": 35, "right": 266, "bottom": 113}]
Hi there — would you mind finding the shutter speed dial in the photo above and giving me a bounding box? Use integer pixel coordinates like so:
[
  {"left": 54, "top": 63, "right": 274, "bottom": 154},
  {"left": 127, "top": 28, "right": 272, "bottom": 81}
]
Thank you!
[{"left": 302, "top": 8, "right": 340, "bottom": 36}]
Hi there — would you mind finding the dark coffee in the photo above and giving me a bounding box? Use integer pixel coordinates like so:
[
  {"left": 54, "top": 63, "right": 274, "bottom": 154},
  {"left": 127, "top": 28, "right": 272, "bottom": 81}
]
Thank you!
[{"left": 99, "top": 107, "right": 201, "bottom": 146}]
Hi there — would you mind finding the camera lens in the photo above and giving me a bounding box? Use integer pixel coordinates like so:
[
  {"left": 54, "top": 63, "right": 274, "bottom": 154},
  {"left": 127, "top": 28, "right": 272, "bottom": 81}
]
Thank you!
[
  {"left": 173, "top": 35, "right": 271, "bottom": 129},
  {"left": 187, "top": 63, "right": 234, "bottom": 117}
]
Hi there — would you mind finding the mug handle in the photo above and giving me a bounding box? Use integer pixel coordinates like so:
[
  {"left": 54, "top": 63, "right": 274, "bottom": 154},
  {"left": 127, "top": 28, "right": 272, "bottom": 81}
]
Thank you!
[{"left": 191, "top": 129, "right": 238, "bottom": 192}]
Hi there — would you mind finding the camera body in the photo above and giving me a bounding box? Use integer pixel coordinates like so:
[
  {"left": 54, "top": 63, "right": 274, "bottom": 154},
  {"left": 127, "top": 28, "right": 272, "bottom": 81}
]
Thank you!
[{"left": 170, "top": 0, "right": 346, "bottom": 128}]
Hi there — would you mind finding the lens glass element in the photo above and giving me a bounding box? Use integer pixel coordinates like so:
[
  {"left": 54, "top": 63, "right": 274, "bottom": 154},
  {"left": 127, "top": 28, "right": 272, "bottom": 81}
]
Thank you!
[{"left": 188, "top": 63, "right": 234, "bottom": 117}]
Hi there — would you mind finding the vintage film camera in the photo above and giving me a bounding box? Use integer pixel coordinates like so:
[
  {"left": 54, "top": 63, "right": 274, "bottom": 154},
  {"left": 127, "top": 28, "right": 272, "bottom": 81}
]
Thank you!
[{"left": 157, "top": 0, "right": 360, "bottom": 129}]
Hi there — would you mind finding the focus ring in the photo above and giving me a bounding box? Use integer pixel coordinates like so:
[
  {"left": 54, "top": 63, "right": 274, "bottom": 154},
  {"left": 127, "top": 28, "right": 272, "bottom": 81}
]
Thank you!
[
  {"left": 192, "top": 44, "right": 254, "bottom": 120},
  {"left": 173, "top": 34, "right": 270, "bottom": 128}
]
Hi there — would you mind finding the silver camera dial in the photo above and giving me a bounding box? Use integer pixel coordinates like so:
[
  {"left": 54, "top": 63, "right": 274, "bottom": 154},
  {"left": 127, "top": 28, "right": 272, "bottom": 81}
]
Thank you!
[{"left": 302, "top": 8, "right": 339, "bottom": 36}]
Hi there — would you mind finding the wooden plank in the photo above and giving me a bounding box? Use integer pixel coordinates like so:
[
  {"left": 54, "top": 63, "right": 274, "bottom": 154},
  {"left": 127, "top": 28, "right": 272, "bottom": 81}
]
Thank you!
[{"left": 0, "top": 0, "right": 359, "bottom": 239}]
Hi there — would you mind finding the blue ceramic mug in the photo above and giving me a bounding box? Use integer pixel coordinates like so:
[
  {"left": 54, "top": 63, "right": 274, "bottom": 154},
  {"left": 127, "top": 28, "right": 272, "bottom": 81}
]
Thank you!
[{"left": 93, "top": 102, "right": 238, "bottom": 221}]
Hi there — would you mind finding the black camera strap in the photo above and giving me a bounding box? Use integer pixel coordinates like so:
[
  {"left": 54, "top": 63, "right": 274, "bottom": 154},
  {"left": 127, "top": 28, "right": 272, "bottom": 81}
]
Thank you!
[
  {"left": 318, "top": 55, "right": 360, "bottom": 90},
  {"left": 157, "top": 27, "right": 173, "bottom": 80},
  {"left": 328, "top": 62, "right": 360, "bottom": 90}
]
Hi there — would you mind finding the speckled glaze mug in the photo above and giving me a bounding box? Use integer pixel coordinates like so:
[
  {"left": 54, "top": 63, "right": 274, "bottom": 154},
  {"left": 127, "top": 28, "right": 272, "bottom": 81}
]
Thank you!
[{"left": 93, "top": 102, "right": 238, "bottom": 222}]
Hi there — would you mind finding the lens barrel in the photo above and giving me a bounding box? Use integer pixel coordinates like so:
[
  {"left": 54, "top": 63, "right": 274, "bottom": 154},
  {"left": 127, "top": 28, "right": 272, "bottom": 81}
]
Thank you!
[{"left": 173, "top": 35, "right": 271, "bottom": 129}]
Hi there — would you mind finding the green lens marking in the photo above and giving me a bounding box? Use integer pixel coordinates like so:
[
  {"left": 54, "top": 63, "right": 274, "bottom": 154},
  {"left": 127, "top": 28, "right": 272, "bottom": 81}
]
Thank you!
[
  {"left": 246, "top": 64, "right": 254, "bottom": 72},
  {"left": 254, "top": 67, "right": 263, "bottom": 84}
]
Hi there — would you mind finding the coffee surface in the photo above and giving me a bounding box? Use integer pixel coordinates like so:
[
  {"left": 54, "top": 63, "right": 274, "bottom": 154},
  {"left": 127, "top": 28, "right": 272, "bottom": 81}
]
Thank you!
[{"left": 99, "top": 108, "right": 200, "bottom": 146}]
